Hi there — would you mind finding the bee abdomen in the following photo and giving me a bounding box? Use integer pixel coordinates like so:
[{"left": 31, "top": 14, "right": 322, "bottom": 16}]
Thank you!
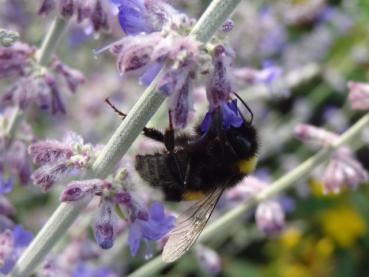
[{"left": 135, "top": 154, "right": 176, "bottom": 188}]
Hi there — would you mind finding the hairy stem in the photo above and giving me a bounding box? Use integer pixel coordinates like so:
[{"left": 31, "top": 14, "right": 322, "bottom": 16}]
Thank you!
[
  {"left": 127, "top": 112, "right": 369, "bottom": 277},
  {"left": 11, "top": 0, "right": 243, "bottom": 276}
]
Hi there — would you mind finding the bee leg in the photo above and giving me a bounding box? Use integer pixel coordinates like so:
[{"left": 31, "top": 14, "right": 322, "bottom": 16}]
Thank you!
[
  {"left": 105, "top": 98, "right": 165, "bottom": 143},
  {"left": 165, "top": 110, "right": 185, "bottom": 183},
  {"left": 183, "top": 160, "right": 191, "bottom": 187}
]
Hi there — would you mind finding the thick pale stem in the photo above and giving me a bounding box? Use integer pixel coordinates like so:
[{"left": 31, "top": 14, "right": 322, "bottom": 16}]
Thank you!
[
  {"left": 127, "top": 113, "right": 369, "bottom": 277},
  {"left": 11, "top": 0, "right": 244, "bottom": 276}
]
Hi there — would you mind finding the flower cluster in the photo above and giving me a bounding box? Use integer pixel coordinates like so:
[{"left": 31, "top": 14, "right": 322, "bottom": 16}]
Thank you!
[
  {"left": 28, "top": 132, "right": 96, "bottom": 191},
  {"left": 38, "top": 0, "right": 116, "bottom": 32},
  {"left": 226, "top": 176, "right": 286, "bottom": 234},
  {"left": 60, "top": 168, "right": 175, "bottom": 256},
  {"left": 1, "top": 50, "right": 85, "bottom": 115},
  {"left": 294, "top": 124, "right": 368, "bottom": 194}
]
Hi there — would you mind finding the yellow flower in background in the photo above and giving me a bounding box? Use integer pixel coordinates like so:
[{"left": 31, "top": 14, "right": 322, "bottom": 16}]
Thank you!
[
  {"left": 281, "top": 227, "right": 302, "bottom": 249},
  {"left": 320, "top": 204, "right": 366, "bottom": 247},
  {"left": 282, "top": 263, "right": 311, "bottom": 277}
]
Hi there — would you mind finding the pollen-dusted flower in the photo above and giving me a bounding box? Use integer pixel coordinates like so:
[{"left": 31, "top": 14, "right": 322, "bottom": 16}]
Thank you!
[
  {"left": 195, "top": 245, "right": 221, "bottom": 275},
  {"left": 323, "top": 147, "right": 368, "bottom": 194},
  {"left": 255, "top": 200, "right": 285, "bottom": 234},
  {"left": 0, "top": 225, "right": 33, "bottom": 275},
  {"left": 93, "top": 198, "right": 118, "bottom": 249},
  {"left": 347, "top": 81, "right": 369, "bottom": 110}
]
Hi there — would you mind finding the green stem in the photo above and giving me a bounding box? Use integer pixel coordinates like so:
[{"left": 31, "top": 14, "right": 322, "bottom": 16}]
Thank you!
[
  {"left": 127, "top": 112, "right": 369, "bottom": 277},
  {"left": 11, "top": 1, "right": 244, "bottom": 276},
  {"left": 36, "top": 17, "right": 69, "bottom": 66}
]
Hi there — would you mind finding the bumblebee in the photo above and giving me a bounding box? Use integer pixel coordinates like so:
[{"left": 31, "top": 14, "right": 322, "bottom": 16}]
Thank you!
[{"left": 106, "top": 95, "right": 258, "bottom": 262}]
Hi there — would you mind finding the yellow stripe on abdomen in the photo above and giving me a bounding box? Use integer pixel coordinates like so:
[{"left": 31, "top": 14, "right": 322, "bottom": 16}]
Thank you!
[
  {"left": 236, "top": 156, "right": 258, "bottom": 174},
  {"left": 182, "top": 191, "right": 205, "bottom": 201}
]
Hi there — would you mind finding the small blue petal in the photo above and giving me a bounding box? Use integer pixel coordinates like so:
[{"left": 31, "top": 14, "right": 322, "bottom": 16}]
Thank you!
[
  {"left": 220, "top": 100, "right": 243, "bottom": 130},
  {"left": 139, "top": 62, "right": 163, "bottom": 86},
  {"left": 118, "top": 0, "right": 152, "bottom": 35},
  {"left": 12, "top": 224, "right": 33, "bottom": 248},
  {"left": 0, "top": 175, "right": 13, "bottom": 195},
  {"left": 149, "top": 202, "right": 164, "bottom": 221},
  {"left": 200, "top": 111, "right": 213, "bottom": 133},
  {"left": 128, "top": 223, "right": 142, "bottom": 256}
]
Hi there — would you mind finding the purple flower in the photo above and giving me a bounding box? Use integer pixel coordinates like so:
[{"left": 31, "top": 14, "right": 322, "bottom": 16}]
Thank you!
[
  {"left": 347, "top": 81, "right": 369, "bottom": 110},
  {"left": 93, "top": 199, "right": 117, "bottom": 249},
  {"left": 323, "top": 147, "right": 368, "bottom": 194},
  {"left": 127, "top": 202, "right": 175, "bottom": 256},
  {"left": 38, "top": 0, "right": 56, "bottom": 16},
  {"left": 0, "top": 174, "right": 13, "bottom": 195},
  {"left": 255, "top": 200, "right": 285, "bottom": 235},
  {"left": 294, "top": 123, "right": 339, "bottom": 147},
  {"left": 117, "top": 0, "right": 153, "bottom": 34},
  {"left": 0, "top": 225, "right": 32, "bottom": 275},
  {"left": 51, "top": 58, "right": 85, "bottom": 94},
  {"left": 28, "top": 139, "right": 73, "bottom": 165},
  {"left": 60, "top": 180, "right": 102, "bottom": 202},
  {"left": 206, "top": 45, "right": 234, "bottom": 109},
  {"left": 201, "top": 100, "right": 243, "bottom": 133},
  {"left": 195, "top": 245, "right": 221, "bottom": 275},
  {"left": 72, "top": 262, "right": 118, "bottom": 277}
]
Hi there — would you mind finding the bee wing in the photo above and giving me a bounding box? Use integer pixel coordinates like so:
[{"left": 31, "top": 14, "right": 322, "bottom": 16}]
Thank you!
[{"left": 162, "top": 187, "right": 224, "bottom": 263}]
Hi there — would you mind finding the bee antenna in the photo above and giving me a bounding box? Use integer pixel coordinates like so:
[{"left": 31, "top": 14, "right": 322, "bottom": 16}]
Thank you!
[
  {"left": 232, "top": 92, "right": 253, "bottom": 124},
  {"left": 105, "top": 98, "right": 127, "bottom": 118}
]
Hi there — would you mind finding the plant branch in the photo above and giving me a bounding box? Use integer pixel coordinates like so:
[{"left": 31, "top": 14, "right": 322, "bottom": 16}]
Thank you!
[
  {"left": 11, "top": 0, "right": 244, "bottom": 275},
  {"left": 127, "top": 112, "right": 369, "bottom": 277}
]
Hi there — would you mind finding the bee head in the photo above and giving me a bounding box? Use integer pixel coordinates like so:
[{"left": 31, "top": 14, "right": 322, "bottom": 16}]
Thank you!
[{"left": 227, "top": 122, "right": 258, "bottom": 159}]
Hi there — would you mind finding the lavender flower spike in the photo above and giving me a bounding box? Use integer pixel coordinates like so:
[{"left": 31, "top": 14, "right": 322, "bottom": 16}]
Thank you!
[
  {"left": 255, "top": 200, "right": 285, "bottom": 234},
  {"left": 347, "top": 81, "right": 369, "bottom": 110},
  {"left": 206, "top": 45, "right": 235, "bottom": 109}
]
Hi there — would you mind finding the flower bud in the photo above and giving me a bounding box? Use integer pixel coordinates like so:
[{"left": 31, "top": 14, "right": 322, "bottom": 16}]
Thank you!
[
  {"left": 28, "top": 140, "right": 73, "bottom": 165},
  {"left": 60, "top": 180, "right": 99, "bottom": 202},
  {"left": 93, "top": 199, "right": 117, "bottom": 249}
]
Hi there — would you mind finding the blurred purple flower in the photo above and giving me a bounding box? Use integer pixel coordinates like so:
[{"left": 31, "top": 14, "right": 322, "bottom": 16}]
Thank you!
[
  {"left": 323, "top": 147, "right": 368, "bottom": 194},
  {"left": 294, "top": 123, "right": 339, "bottom": 147},
  {"left": 60, "top": 179, "right": 103, "bottom": 202},
  {"left": 195, "top": 245, "right": 221, "bottom": 275},
  {"left": 29, "top": 139, "right": 73, "bottom": 165},
  {"left": 72, "top": 262, "right": 118, "bottom": 277},
  {"left": 226, "top": 175, "right": 266, "bottom": 202},
  {"left": 0, "top": 42, "right": 34, "bottom": 80},
  {"left": 0, "top": 174, "right": 13, "bottom": 195},
  {"left": 117, "top": 0, "right": 153, "bottom": 34},
  {"left": 255, "top": 200, "right": 285, "bottom": 234},
  {"left": 0, "top": 225, "right": 33, "bottom": 275},
  {"left": 51, "top": 58, "right": 85, "bottom": 94},
  {"left": 348, "top": 81, "right": 369, "bottom": 110}
]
